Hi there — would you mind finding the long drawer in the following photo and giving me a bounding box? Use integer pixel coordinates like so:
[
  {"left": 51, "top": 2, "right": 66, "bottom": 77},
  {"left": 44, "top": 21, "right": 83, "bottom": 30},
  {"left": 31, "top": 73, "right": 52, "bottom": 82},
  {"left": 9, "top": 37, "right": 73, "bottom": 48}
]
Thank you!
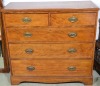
[
  {"left": 7, "top": 27, "right": 95, "bottom": 42},
  {"left": 11, "top": 60, "right": 92, "bottom": 77},
  {"left": 51, "top": 13, "right": 96, "bottom": 26},
  {"left": 4, "top": 14, "right": 48, "bottom": 27},
  {"left": 9, "top": 43, "right": 94, "bottom": 59}
]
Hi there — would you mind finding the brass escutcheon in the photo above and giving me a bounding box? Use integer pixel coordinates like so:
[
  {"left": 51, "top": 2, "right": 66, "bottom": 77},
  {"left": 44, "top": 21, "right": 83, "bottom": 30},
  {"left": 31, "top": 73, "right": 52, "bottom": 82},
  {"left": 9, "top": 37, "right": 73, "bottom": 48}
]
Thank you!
[
  {"left": 27, "top": 66, "right": 35, "bottom": 71},
  {"left": 68, "top": 32, "right": 77, "bottom": 38},
  {"left": 67, "top": 48, "right": 77, "bottom": 53},
  {"left": 22, "top": 17, "right": 32, "bottom": 23},
  {"left": 68, "top": 16, "right": 78, "bottom": 23},
  {"left": 67, "top": 66, "right": 76, "bottom": 71},
  {"left": 25, "top": 49, "right": 34, "bottom": 54},
  {"left": 24, "top": 32, "right": 32, "bottom": 37}
]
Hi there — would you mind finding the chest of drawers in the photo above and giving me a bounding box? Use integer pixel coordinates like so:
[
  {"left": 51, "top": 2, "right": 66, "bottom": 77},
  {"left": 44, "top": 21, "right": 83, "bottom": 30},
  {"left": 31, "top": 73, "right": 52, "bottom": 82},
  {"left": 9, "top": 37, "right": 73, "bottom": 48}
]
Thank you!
[{"left": 1, "top": 1, "right": 99, "bottom": 85}]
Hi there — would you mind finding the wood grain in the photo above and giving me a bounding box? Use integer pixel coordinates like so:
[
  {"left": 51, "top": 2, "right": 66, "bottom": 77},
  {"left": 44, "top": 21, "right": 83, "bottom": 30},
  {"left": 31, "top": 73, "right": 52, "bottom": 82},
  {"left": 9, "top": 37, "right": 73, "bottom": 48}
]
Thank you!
[
  {"left": 11, "top": 59, "right": 92, "bottom": 77},
  {"left": 51, "top": 13, "right": 96, "bottom": 26},
  {"left": 11, "top": 76, "right": 93, "bottom": 85},
  {"left": 9, "top": 43, "right": 94, "bottom": 59},
  {"left": 1, "top": 1, "right": 99, "bottom": 85},
  {"left": 4, "top": 14, "right": 48, "bottom": 27},
  {"left": 6, "top": 27, "right": 95, "bottom": 43}
]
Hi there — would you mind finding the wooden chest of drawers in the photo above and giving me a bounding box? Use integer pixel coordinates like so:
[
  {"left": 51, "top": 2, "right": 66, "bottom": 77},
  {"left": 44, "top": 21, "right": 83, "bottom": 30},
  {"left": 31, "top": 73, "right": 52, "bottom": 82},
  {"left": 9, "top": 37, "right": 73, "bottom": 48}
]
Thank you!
[{"left": 1, "top": 1, "right": 99, "bottom": 85}]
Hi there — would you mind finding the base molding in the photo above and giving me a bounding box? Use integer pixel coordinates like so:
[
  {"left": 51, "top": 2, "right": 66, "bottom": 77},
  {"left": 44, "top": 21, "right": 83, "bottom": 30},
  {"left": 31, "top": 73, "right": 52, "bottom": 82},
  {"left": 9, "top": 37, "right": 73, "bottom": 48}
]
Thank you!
[{"left": 11, "top": 76, "right": 93, "bottom": 85}]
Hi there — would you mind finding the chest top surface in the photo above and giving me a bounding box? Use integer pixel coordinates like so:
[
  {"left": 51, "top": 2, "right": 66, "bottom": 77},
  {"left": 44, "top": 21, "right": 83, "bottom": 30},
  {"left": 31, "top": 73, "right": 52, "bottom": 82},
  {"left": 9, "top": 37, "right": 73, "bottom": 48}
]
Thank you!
[{"left": 2, "top": 1, "right": 99, "bottom": 13}]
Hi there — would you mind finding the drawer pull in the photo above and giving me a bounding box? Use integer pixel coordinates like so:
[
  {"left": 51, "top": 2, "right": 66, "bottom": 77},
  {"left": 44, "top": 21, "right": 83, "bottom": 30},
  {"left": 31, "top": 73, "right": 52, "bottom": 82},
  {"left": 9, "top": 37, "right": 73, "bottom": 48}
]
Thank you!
[
  {"left": 27, "top": 66, "right": 35, "bottom": 71},
  {"left": 25, "top": 49, "right": 34, "bottom": 54},
  {"left": 67, "top": 48, "right": 77, "bottom": 53},
  {"left": 68, "top": 16, "right": 78, "bottom": 23},
  {"left": 24, "top": 32, "right": 32, "bottom": 37},
  {"left": 22, "top": 17, "right": 32, "bottom": 23},
  {"left": 68, "top": 66, "right": 76, "bottom": 71},
  {"left": 68, "top": 32, "right": 77, "bottom": 38}
]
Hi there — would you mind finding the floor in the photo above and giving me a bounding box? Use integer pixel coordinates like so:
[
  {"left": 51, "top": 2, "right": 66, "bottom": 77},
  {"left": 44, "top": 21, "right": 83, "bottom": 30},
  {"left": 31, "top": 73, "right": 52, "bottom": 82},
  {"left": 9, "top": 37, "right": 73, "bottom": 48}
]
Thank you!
[{"left": 0, "top": 57, "right": 100, "bottom": 86}]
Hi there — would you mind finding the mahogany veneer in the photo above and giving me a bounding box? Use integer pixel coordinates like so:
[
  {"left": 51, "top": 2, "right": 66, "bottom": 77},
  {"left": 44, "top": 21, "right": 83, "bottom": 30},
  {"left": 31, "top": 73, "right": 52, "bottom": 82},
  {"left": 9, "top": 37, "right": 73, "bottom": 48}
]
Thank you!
[{"left": 1, "top": 1, "right": 99, "bottom": 85}]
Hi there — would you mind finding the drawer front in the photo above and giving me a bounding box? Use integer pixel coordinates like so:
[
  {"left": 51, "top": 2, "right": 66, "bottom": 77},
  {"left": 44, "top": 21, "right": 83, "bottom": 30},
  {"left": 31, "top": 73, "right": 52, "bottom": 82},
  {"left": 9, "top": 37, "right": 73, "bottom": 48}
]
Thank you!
[
  {"left": 51, "top": 13, "right": 96, "bottom": 26},
  {"left": 4, "top": 14, "right": 48, "bottom": 27},
  {"left": 9, "top": 43, "right": 94, "bottom": 59},
  {"left": 7, "top": 27, "right": 95, "bottom": 42},
  {"left": 11, "top": 60, "right": 92, "bottom": 76}
]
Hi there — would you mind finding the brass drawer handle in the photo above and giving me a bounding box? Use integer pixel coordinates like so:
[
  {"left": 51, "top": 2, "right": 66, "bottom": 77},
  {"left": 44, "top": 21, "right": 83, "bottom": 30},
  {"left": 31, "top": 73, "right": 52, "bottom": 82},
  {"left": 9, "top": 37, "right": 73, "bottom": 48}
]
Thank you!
[
  {"left": 68, "top": 16, "right": 78, "bottom": 23},
  {"left": 67, "top": 66, "right": 76, "bottom": 71},
  {"left": 22, "top": 17, "right": 32, "bottom": 23},
  {"left": 67, "top": 48, "right": 77, "bottom": 53},
  {"left": 68, "top": 32, "right": 77, "bottom": 38},
  {"left": 25, "top": 49, "right": 34, "bottom": 54},
  {"left": 24, "top": 32, "right": 32, "bottom": 37},
  {"left": 27, "top": 66, "right": 35, "bottom": 71}
]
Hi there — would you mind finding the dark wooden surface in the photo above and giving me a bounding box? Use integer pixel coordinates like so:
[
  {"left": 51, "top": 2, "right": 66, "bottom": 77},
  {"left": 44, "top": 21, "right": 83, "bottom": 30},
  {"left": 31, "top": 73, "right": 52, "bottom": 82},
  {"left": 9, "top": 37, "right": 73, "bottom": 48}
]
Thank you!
[
  {"left": 0, "top": 0, "right": 3, "bottom": 9},
  {"left": 0, "top": 0, "right": 10, "bottom": 73},
  {"left": 2, "top": 1, "right": 99, "bottom": 85},
  {"left": 0, "top": 0, "right": 2, "bottom": 40},
  {"left": 94, "top": 19, "right": 100, "bottom": 75}
]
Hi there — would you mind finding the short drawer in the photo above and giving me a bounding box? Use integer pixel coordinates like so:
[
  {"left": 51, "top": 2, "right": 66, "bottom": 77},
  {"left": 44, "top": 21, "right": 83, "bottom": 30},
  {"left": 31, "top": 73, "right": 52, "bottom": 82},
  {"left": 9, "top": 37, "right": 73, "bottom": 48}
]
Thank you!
[
  {"left": 7, "top": 27, "right": 95, "bottom": 42},
  {"left": 9, "top": 43, "right": 94, "bottom": 59},
  {"left": 11, "top": 60, "right": 92, "bottom": 77},
  {"left": 51, "top": 13, "right": 96, "bottom": 26},
  {"left": 4, "top": 14, "right": 48, "bottom": 27}
]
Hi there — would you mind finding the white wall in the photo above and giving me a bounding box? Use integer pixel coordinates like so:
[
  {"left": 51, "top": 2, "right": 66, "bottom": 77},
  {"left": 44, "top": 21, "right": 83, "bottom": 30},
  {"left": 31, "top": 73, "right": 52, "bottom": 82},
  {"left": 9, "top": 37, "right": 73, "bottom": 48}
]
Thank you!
[{"left": 3, "top": 0, "right": 100, "bottom": 39}]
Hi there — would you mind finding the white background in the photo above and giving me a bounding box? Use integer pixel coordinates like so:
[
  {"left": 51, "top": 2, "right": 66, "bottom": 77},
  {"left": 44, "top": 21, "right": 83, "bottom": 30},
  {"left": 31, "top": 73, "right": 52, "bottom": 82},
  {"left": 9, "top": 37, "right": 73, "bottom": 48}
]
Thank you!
[{"left": 3, "top": 0, "right": 100, "bottom": 39}]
